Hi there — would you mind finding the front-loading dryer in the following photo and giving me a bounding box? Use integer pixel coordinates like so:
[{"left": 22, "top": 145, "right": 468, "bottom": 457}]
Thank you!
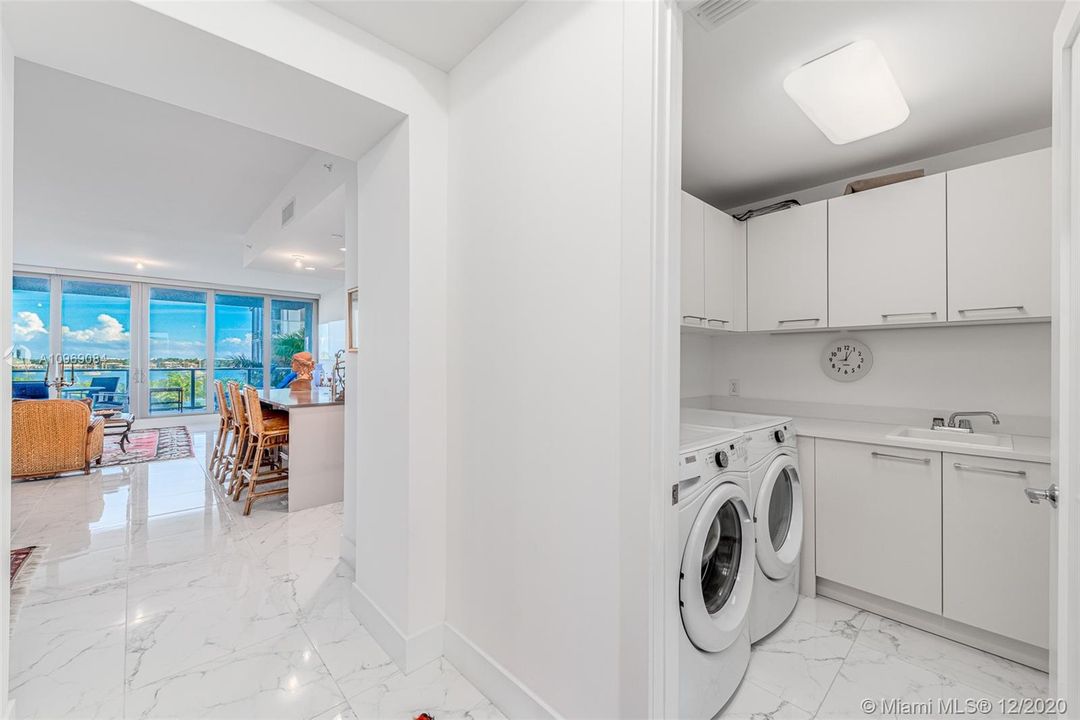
[
  {"left": 677, "top": 426, "right": 753, "bottom": 718},
  {"left": 681, "top": 409, "right": 803, "bottom": 644}
]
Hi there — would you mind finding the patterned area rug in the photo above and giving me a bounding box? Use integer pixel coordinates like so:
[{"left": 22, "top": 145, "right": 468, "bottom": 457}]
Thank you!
[
  {"left": 10, "top": 545, "right": 44, "bottom": 623},
  {"left": 101, "top": 426, "right": 195, "bottom": 467}
]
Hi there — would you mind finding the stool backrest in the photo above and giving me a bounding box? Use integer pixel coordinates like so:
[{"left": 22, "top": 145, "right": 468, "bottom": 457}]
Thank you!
[
  {"left": 243, "top": 385, "right": 266, "bottom": 436},
  {"left": 214, "top": 380, "right": 230, "bottom": 422},
  {"left": 227, "top": 382, "right": 247, "bottom": 431}
]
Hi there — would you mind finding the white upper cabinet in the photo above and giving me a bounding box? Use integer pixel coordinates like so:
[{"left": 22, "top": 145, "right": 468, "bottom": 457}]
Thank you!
[
  {"left": 704, "top": 203, "right": 746, "bottom": 331},
  {"left": 828, "top": 174, "right": 947, "bottom": 328},
  {"left": 681, "top": 191, "right": 706, "bottom": 325},
  {"left": 946, "top": 148, "right": 1051, "bottom": 322},
  {"left": 746, "top": 202, "right": 828, "bottom": 331}
]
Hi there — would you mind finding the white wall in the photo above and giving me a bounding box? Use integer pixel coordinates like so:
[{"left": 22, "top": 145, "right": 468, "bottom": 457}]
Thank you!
[
  {"left": 682, "top": 323, "right": 1052, "bottom": 430},
  {"left": 446, "top": 2, "right": 664, "bottom": 716}
]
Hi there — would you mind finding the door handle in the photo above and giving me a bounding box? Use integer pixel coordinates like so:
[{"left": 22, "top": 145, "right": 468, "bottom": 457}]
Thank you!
[
  {"left": 1024, "top": 484, "right": 1059, "bottom": 508},
  {"left": 952, "top": 463, "right": 1027, "bottom": 478},
  {"left": 871, "top": 451, "right": 931, "bottom": 464},
  {"left": 881, "top": 311, "right": 937, "bottom": 321}
]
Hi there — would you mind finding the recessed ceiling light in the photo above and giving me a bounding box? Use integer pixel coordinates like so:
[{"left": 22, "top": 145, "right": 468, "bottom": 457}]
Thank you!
[
  {"left": 135, "top": 261, "right": 144, "bottom": 270},
  {"left": 783, "top": 40, "right": 909, "bottom": 145},
  {"left": 305, "top": 266, "right": 316, "bottom": 271},
  {"left": 291, "top": 254, "right": 304, "bottom": 268},
  {"left": 339, "top": 247, "right": 347, "bottom": 252}
]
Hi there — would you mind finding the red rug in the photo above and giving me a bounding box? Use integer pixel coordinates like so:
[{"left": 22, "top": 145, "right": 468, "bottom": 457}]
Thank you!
[
  {"left": 10, "top": 546, "right": 36, "bottom": 583},
  {"left": 101, "top": 426, "right": 195, "bottom": 467}
]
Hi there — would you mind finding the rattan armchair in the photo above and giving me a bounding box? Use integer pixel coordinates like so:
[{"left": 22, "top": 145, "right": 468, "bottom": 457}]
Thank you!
[{"left": 12, "top": 399, "right": 105, "bottom": 480}]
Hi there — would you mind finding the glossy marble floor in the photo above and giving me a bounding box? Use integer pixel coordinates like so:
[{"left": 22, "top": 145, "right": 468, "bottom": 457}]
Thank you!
[
  {"left": 9, "top": 426, "right": 503, "bottom": 720},
  {"left": 724, "top": 595, "right": 1051, "bottom": 719}
]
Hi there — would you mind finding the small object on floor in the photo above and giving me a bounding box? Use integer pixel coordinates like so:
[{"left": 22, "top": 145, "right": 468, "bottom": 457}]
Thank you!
[
  {"left": 10, "top": 545, "right": 45, "bottom": 623},
  {"left": 415, "top": 714, "right": 435, "bottom": 720}
]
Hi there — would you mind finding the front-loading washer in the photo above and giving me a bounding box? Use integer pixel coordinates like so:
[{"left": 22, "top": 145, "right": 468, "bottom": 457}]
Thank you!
[
  {"left": 676, "top": 425, "right": 754, "bottom": 718},
  {"left": 681, "top": 409, "right": 803, "bottom": 644}
]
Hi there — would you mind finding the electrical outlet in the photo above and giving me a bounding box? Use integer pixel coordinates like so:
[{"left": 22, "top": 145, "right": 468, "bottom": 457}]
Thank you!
[{"left": 728, "top": 379, "right": 740, "bottom": 396}]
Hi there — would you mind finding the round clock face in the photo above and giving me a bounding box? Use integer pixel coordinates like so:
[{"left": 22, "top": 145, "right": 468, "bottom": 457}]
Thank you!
[{"left": 822, "top": 338, "right": 873, "bottom": 382}]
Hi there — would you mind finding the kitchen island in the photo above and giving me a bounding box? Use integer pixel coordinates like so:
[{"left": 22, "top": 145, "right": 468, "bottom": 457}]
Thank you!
[{"left": 258, "top": 387, "right": 344, "bottom": 512}]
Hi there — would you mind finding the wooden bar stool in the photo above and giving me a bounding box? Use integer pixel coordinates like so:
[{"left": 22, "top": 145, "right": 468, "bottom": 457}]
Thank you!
[
  {"left": 209, "top": 380, "right": 231, "bottom": 482},
  {"left": 224, "top": 381, "right": 250, "bottom": 497},
  {"left": 239, "top": 385, "right": 289, "bottom": 515}
]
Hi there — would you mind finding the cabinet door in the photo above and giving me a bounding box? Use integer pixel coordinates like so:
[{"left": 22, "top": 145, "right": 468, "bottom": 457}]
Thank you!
[
  {"left": 816, "top": 440, "right": 942, "bottom": 614},
  {"left": 703, "top": 204, "right": 744, "bottom": 331},
  {"left": 681, "top": 192, "right": 706, "bottom": 325},
  {"left": 947, "top": 149, "right": 1051, "bottom": 322},
  {"left": 828, "top": 175, "right": 946, "bottom": 327},
  {"left": 943, "top": 454, "right": 1050, "bottom": 648},
  {"left": 746, "top": 202, "right": 828, "bottom": 331}
]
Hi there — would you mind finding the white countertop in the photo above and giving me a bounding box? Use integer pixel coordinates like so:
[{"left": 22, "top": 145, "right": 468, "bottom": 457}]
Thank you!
[{"left": 789, "top": 415, "right": 1051, "bottom": 464}]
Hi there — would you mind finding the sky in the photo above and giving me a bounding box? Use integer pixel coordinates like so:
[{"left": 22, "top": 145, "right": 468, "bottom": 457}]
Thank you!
[{"left": 12, "top": 281, "right": 270, "bottom": 364}]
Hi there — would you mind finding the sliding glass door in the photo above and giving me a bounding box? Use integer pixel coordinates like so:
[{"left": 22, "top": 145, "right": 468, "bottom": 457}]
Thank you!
[
  {"left": 11, "top": 274, "right": 316, "bottom": 417},
  {"left": 148, "top": 287, "right": 207, "bottom": 415},
  {"left": 213, "top": 294, "right": 264, "bottom": 400},
  {"left": 60, "top": 279, "right": 133, "bottom": 410}
]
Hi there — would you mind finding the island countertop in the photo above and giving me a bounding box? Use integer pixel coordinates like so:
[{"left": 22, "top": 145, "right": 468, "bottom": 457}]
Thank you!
[{"left": 257, "top": 387, "right": 343, "bottom": 410}]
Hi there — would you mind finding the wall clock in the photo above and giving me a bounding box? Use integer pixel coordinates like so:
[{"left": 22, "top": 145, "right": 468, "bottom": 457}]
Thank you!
[{"left": 821, "top": 338, "right": 873, "bottom": 382}]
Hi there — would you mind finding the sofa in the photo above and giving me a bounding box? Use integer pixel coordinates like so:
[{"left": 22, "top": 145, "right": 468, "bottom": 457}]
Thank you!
[{"left": 12, "top": 399, "right": 105, "bottom": 480}]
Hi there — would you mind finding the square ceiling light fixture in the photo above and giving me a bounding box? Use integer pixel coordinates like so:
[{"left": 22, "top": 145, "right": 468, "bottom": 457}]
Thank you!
[{"left": 783, "top": 40, "right": 909, "bottom": 145}]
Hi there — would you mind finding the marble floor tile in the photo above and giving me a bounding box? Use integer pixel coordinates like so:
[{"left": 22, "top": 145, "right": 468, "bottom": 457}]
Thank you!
[
  {"left": 14, "top": 579, "right": 126, "bottom": 635},
  {"left": 126, "top": 549, "right": 271, "bottom": 621},
  {"left": 347, "top": 658, "right": 505, "bottom": 720},
  {"left": 745, "top": 619, "right": 855, "bottom": 713},
  {"left": 309, "top": 703, "right": 359, "bottom": 720},
  {"left": 722, "top": 678, "right": 814, "bottom": 720},
  {"left": 300, "top": 603, "right": 398, "bottom": 699},
  {"left": 23, "top": 544, "right": 129, "bottom": 603},
  {"left": 124, "top": 627, "right": 347, "bottom": 720},
  {"left": 783, "top": 596, "right": 869, "bottom": 641},
  {"left": 856, "top": 613, "right": 1051, "bottom": 700}
]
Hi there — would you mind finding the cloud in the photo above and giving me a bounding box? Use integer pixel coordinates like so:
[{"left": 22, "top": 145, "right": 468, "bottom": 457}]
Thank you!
[
  {"left": 218, "top": 333, "right": 254, "bottom": 348},
  {"left": 62, "top": 314, "right": 130, "bottom": 344},
  {"left": 13, "top": 311, "right": 46, "bottom": 341}
]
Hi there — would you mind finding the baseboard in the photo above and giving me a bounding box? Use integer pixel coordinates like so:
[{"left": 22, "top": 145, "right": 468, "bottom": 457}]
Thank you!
[
  {"left": 339, "top": 536, "right": 356, "bottom": 571},
  {"left": 444, "top": 624, "right": 560, "bottom": 720},
  {"left": 816, "top": 578, "right": 1049, "bottom": 672},
  {"left": 347, "top": 583, "right": 443, "bottom": 673}
]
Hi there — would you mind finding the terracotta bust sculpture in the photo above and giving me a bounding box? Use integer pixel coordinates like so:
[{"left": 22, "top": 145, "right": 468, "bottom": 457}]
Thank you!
[{"left": 289, "top": 351, "right": 315, "bottom": 392}]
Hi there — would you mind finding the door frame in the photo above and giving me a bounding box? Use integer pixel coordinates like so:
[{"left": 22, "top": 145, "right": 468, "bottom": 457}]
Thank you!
[{"left": 1052, "top": 1, "right": 1080, "bottom": 704}]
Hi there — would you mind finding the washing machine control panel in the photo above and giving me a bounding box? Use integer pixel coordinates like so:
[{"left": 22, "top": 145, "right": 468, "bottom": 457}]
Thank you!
[{"left": 704, "top": 437, "right": 746, "bottom": 473}]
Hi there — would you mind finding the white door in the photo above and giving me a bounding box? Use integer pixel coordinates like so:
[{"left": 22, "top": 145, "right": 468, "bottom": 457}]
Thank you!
[
  {"left": 1050, "top": 3, "right": 1080, "bottom": 705},
  {"left": 828, "top": 175, "right": 947, "bottom": 327},
  {"left": 681, "top": 191, "right": 706, "bottom": 325},
  {"left": 754, "top": 454, "right": 803, "bottom": 580},
  {"left": 746, "top": 202, "right": 828, "bottom": 331},
  {"left": 680, "top": 482, "right": 755, "bottom": 652}
]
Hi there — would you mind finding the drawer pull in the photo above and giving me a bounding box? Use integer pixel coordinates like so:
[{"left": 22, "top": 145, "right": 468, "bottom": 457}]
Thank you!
[
  {"left": 953, "top": 463, "right": 1027, "bottom": 478},
  {"left": 682, "top": 316, "right": 706, "bottom": 324},
  {"left": 777, "top": 318, "right": 820, "bottom": 325},
  {"left": 707, "top": 319, "right": 730, "bottom": 326},
  {"left": 957, "top": 305, "right": 1025, "bottom": 316},
  {"left": 881, "top": 311, "right": 938, "bottom": 321},
  {"left": 871, "top": 451, "right": 931, "bottom": 464}
]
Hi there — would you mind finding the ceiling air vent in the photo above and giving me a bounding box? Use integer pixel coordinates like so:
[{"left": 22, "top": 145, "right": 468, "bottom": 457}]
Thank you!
[
  {"left": 281, "top": 198, "right": 295, "bottom": 228},
  {"left": 687, "top": 0, "right": 756, "bottom": 31}
]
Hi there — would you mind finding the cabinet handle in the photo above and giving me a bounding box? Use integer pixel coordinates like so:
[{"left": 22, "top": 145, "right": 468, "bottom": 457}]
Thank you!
[
  {"left": 957, "top": 305, "right": 1025, "bottom": 316},
  {"left": 682, "top": 316, "right": 706, "bottom": 324},
  {"left": 777, "top": 318, "right": 820, "bottom": 325},
  {"left": 871, "top": 451, "right": 931, "bottom": 464},
  {"left": 881, "top": 311, "right": 937, "bottom": 321},
  {"left": 953, "top": 463, "right": 1027, "bottom": 478},
  {"left": 707, "top": 319, "right": 730, "bottom": 326}
]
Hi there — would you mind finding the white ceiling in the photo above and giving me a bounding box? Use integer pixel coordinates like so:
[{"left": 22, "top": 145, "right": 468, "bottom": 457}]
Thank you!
[
  {"left": 14, "top": 60, "right": 340, "bottom": 294},
  {"left": 247, "top": 184, "right": 349, "bottom": 279},
  {"left": 683, "top": 1, "right": 1062, "bottom": 210},
  {"left": 312, "top": 0, "right": 523, "bottom": 71}
]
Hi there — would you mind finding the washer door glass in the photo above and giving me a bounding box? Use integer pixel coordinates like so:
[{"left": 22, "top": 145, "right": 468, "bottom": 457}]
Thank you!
[
  {"left": 680, "top": 482, "right": 755, "bottom": 653},
  {"left": 755, "top": 455, "right": 803, "bottom": 581},
  {"left": 701, "top": 501, "right": 742, "bottom": 613}
]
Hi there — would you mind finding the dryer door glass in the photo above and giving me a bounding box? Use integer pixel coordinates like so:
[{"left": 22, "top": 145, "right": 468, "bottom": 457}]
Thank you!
[
  {"left": 768, "top": 468, "right": 794, "bottom": 552},
  {"left": 701, "top": 501, "right": 742, "bottom": 614}
]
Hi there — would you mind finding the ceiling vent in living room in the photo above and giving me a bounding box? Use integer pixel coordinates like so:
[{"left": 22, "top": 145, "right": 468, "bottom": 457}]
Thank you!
[
  {"left": 281, "top": 198, "right": 295, "bottom": 228},
  {"left": 686, "top": 0, "right": 757, "bottom": 31}
]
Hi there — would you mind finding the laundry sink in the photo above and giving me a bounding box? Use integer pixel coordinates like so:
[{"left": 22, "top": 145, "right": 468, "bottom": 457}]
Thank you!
[{"left": 886, "top": 426, "right": 1014, "bottom": 450}]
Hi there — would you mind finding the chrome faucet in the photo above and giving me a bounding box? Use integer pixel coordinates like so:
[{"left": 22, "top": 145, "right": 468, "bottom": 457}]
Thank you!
[{"left": 946, "top": 411, "right": 1001, "bottom": 432}]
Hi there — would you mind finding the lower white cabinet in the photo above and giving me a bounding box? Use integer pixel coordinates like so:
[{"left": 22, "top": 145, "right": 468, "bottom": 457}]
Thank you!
[
  {"left": 943, "top": 454, "right": 1051, "bottom": 648},
  {"left": 816, "top": 439, "right": 942, "bottom": 614}
]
